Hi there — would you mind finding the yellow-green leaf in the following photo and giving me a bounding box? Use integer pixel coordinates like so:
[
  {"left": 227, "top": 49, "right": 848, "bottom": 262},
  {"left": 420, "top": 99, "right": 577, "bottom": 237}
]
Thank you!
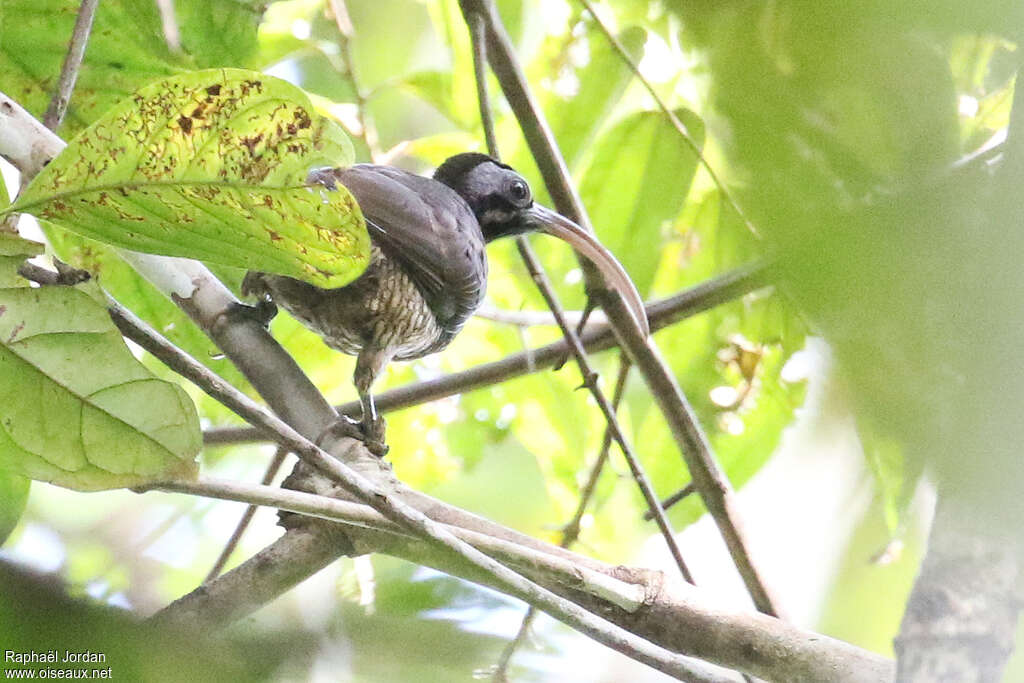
[
  {"left": 0, "top": 244, "right": 201, "bottom": 491},
  {"left": 12, "top": 68, "right": 370, "bottom": 289}
]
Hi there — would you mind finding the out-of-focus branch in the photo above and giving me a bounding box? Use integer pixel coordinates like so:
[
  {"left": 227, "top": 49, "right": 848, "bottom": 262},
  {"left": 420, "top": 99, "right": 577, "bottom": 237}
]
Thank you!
[
  {"left": 202, "top": 263, "right": 770, "bottom": 446},
  {"left": 327, "top": 0, "right": 381, "bottom": 161},
  {"left": 576, "top": 0, "right": 755, "bottom": 236}
]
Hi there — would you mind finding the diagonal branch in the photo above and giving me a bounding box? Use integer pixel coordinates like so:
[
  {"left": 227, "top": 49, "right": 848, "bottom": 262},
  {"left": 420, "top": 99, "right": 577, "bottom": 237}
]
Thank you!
[
  {"left": 461, "top": 0, "right": 693, "bottom": 585},
  {"left": 201, "top": 263, "right": 770, "bottom": 446},
  {"left": 43, "top": 0, "right": 100, "bottom": 131},
  {"left": 462, "top": 0, "right": 784, "bottom": 618}
]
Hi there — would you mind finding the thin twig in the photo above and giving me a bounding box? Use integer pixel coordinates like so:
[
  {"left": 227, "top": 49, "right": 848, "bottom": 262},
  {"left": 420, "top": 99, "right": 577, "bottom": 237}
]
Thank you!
[
  {"left": 464, "top": 0, "right": 784, "bottom": 618},
  {"left": 462, "top": 0, "right": 693, "bottom": 585},
  {"left": 475, "top": 304, "right": 599, "bottom": 327},
  {"left": 155, "top": 0, "right": 182, "bottom": 53},
  {"left": 517, "top": 242, "right": 694, "bottom": 583},
  {"left": 43, "top": 0, "right": 100, "bottom": 130},
  {"left": 203, "top": 446, "right": 289, "bottom": 583},
  {"left": 202, "top": 263, "right": 770, "bottom": 446},
  {"left": 643, "top": 483, "right": 696, "bottom": 521},
  {"left": 493, "top": 356, "right": 632, "bottom": 681},
  {"left": 575, "top": 0, "right": 756, "bottom": 236}
]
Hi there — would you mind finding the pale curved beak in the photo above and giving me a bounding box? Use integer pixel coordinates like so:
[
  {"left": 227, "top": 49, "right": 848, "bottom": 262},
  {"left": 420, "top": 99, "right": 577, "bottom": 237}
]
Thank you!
[{"left": 525, "top": 205, "right": 650, "bottom": 337}]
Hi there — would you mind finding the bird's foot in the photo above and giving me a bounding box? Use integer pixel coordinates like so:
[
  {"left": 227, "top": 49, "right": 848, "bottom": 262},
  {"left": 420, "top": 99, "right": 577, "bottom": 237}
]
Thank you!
[
  {"left": 225, "top": 297, "right": 278, "bottom": 329},
  {"left": 323, "top": 414, "right": 389, "bottom": 458}
]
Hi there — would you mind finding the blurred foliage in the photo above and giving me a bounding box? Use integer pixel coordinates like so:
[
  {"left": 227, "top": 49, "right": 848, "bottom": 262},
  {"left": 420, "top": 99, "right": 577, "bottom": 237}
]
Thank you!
[
  {"left": 671, "top": 0, "right": 1023, "bottom": 531},
  {"left": 0, "top": 560, "right": 283, "bottom": 681},
  {"left": 8, "top": 0, "right": 1020, "bottom": 679}
]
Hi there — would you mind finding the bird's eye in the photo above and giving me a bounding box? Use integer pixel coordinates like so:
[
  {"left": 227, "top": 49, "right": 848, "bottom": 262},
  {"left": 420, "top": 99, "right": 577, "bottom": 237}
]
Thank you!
[{"left": 508, "top": 179, "right": 530, "bottom": 204}]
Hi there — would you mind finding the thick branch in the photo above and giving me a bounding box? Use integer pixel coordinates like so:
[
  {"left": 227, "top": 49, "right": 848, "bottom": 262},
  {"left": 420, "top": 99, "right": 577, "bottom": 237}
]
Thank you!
[{"left": 154, "top": 477, "right": 894, "bottom": 683}]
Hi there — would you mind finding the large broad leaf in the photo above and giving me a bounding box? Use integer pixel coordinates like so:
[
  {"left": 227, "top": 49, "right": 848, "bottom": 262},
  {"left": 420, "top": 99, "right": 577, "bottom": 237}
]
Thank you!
[
  {"left": 11, "top": 69, "right": 370, "bottom": 289},
  {"left": 43, "top": 230, "right": 255, "bottom": 422},
  {"left": 579, "top": 108, "right": 704, "bottom": 296},
  {"left": 0, "top": 234, "right": 201, "bottom": 491}
]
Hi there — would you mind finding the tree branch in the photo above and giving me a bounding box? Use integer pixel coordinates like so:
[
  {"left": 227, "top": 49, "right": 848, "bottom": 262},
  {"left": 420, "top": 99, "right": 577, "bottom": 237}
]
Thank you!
[
  {"left": 203, "top": 262, "right": 770, "bottom": 446},
  {"left": 42, "top": 0, "right": 100, "bottom": 131},
  {"left": 461, "top": 0, "right": 784, "bottom": 618},
  {"left": 461, "top": 0, "right": 693, "bottom": 587},
  {"left": 151, "top": 476, "right": 894, "bottom": 683}
]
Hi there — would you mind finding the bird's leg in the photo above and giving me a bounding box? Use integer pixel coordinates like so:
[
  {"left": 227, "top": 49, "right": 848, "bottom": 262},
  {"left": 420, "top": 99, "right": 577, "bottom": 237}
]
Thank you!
[
  {"left": 352, "top": 348, "right": 391, "bottom": 456},
  {"left": 317, "top": 348, "right": 391, "bottom": 457}
]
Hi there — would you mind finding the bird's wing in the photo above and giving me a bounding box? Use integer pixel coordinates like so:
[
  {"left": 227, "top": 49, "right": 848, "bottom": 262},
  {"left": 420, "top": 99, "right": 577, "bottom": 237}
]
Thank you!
[{"left": 334, "top": 165, "right": 487, "bottom": 334}]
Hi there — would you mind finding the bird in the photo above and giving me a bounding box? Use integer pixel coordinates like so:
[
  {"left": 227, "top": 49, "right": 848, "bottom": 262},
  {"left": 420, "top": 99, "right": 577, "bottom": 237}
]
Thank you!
[{"left": 243, "top": 153, "right": 648, "bottom": 456}]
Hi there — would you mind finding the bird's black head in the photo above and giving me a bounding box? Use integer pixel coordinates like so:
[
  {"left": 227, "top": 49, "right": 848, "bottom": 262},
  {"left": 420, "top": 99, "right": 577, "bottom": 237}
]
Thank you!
[
  {"left": 434, "top": 153, "right": 652, "bottom": 338},
  {"left": 433, "top": 153, "right": 534, "bottom": 242}
]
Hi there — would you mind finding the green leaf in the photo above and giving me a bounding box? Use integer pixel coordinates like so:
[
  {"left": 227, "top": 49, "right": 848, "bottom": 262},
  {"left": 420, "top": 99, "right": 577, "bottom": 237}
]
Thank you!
[
  {"left": 548, "top": 26, "right": 647, "bottom": 171},
  {"left": 0, "top": 248, "right": 201, "bottom": 491},
  {"left": 0, "top": 0, "right": 267, "bottom": 136},
  {"left": 176, "top": 0, "right": 264, "bottom": 68},
  {"left": 43, "top": 229, "right": 254, "bottom": 421},
  {"left": 13, "top": 69, "right": 371, "bottom": 289},
  {"left": 0, "top": 0, "right": 180, "bottom": 135},
  {"left": 0, "top": 469, "right": 29, "bottom": 545},
  {"left": 579, "top": 108, "right": 704, "bottom": 296}
]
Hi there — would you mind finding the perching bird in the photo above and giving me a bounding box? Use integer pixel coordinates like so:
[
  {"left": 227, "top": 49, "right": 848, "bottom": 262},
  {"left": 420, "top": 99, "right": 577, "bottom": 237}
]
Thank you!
[{"left": 244, "top": 153, "right": 648, "bottom": 455}]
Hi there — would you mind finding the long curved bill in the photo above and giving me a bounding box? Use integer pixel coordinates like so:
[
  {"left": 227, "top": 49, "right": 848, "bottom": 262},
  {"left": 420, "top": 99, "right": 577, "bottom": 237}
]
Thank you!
[{"left": 526, "top": 205, "right": 650, "bottom": 337}]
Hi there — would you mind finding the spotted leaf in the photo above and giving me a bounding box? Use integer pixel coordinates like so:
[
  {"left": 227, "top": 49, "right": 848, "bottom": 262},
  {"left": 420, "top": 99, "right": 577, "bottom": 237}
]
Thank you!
[{"left": 11, "top": 68, "right": 370, "bottom": 289}]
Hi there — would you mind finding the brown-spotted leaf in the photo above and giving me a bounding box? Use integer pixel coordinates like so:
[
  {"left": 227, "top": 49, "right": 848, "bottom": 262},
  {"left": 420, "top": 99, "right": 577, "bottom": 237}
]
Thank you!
[{"left": 12, "top": 69, "right": 369, "bottom": 289}]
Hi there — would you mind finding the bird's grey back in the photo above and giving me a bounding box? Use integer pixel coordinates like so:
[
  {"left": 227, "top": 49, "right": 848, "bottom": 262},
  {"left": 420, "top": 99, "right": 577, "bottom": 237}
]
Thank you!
[{"left": 337, "top": 165, "right": 488, "bottom": 344}]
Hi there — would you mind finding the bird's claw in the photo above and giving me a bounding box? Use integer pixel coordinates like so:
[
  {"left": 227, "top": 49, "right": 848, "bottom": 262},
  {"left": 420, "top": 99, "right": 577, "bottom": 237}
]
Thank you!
[
  {"left": 324, "top": 414, "right": 389, "bottom": 458},
  {"left": 225, "top": 298, "right": 278, "bottom": 329}
]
